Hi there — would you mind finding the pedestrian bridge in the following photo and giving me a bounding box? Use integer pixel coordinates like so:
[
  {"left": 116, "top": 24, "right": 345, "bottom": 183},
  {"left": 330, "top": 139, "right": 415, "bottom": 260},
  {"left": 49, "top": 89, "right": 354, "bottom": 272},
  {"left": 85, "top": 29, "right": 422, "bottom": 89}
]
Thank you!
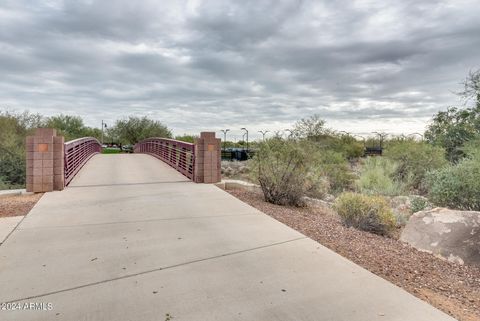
[
  {"left": 25, "top": 129, "right": 221, "bottom": 194},
  {"left": 0, "top": 129, "right": 454, "bottom": 320}
]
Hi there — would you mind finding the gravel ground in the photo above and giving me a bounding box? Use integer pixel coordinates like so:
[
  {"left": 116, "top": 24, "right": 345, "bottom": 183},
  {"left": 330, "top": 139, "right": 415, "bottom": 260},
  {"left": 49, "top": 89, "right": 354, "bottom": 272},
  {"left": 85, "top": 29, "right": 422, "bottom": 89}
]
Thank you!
[
  {"left": 0, "top": 193, "right": 43, "bottom": 217},
  {"left": 228, "top": 189, "right": 480, "bottom": 321}
]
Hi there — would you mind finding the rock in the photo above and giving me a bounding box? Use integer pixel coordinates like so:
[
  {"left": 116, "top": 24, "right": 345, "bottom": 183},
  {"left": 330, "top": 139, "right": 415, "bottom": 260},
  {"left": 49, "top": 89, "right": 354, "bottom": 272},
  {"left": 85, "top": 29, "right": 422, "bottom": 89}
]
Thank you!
[
  {"left": 390, "top": 196, "right": 433, "bottom": 227},
  {"left": 223, "top": 179, "right": 262, "bottom": 193},
  {"left": 303, "top": 196, "right": 332, "bottom": 209},
  {"left": 400, "top": 208, "right": 480, "bottom": 265},
  {"left": 224, "top": 167, "right": 234, "bottom": 176},
  {"left": 322, "top": 194, "right": 336, "bottom": 203}
]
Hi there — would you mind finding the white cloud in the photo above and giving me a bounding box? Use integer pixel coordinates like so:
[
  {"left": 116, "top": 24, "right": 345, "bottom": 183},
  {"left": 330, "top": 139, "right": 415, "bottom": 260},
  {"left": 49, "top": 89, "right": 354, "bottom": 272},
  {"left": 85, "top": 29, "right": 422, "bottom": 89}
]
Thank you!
[{"left": 0, "top": 0, "right": 478, "bottom": 139}]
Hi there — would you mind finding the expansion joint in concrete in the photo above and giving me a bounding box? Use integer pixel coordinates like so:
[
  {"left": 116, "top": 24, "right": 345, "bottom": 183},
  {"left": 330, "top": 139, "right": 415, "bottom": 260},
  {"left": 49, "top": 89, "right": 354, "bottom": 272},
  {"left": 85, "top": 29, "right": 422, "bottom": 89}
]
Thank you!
[{"left": 5, "top": 236, "right": 307, "bottom": 304}]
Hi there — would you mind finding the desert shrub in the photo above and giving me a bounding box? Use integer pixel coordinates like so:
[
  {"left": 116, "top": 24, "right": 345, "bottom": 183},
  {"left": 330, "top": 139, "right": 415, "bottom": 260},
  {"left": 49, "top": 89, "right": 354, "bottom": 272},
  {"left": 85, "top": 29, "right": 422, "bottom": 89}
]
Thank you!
[
  {"left": 292, "top": 115, "right": 364, "bottom": 159},
  {"left": 410, "top": 196, "right": 429, "bottom": 214},
  {"left": 317, "top": 150, "right": 355, "bottom": 194},
  {"left": 334, "top": 192, "right": 396, "bottom": 235},
  {"left": 461, "top": 138, "right": 480, "bottom": 159},
  {"left": 330, "top": 136, "right": 365, "bottom": 159},
  {"left": 0, "top": 178, "right": 8, "bottom": 190},
  {"left": 393, "top": 211, "right": 408, "bottom": 227},
  {"left": 355, "top": 157, "right": 406, "bottom": 196},
  {"left": 312, "top": 135, "right": 364, "bottom": 159},
  {"left": 250, "top": 138, "right": 326, "bottom": 206},
  {"left": 426, "top": 149, "right": 480, "bottom": 210},
  {"left": 384, "top": 139, "right": 447, "bottom": 192}
]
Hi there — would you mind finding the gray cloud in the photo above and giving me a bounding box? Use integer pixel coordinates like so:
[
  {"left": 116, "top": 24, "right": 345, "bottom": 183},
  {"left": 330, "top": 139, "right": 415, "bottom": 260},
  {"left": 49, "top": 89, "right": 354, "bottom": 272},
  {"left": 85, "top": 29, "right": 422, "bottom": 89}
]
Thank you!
[{"left": 1, "top": 0, "right": 479, "bottom": 139}]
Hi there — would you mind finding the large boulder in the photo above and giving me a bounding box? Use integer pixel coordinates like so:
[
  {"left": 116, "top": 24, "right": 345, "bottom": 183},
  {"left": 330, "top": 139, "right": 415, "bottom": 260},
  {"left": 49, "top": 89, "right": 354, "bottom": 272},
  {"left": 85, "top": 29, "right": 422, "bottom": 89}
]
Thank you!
[{"left": 400, "top": 208, "right": 480, "bottom": 265}]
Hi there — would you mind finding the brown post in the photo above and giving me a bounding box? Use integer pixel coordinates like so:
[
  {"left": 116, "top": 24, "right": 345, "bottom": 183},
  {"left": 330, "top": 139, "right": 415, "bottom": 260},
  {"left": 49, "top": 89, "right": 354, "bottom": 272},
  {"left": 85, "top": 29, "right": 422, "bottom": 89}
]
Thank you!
[
  {"left": 194, "top": 132, "right": 221, "bottom": 183},
  {"left": 26, "top": 128, "right": 65, "bottom": 193}
]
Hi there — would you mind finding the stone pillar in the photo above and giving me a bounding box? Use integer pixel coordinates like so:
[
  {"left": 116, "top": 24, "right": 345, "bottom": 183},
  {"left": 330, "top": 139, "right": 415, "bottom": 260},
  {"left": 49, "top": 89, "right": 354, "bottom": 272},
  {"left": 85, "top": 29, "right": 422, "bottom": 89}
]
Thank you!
[
  {"left": 194, "top": 132, "right": 221, "bottom": 183},
  {"left": 26, "top": 128, "right": 65, "bottom": 193}
]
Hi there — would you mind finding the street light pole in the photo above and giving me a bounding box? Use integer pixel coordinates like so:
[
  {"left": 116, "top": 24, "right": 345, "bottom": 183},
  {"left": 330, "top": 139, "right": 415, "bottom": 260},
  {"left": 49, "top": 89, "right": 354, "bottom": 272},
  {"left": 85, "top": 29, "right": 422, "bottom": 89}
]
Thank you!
[
  {"left": 241, "top": 128, "right": 249, "bottom": 151},
  {"left": 220, "top": 129, "right": 230, "bottom": 150},
  {"left": 101, "top": 120, "right": 107, "bottom": 145},
  {"left": 258, "top": 130, "right": 269, "bottom": 141}
]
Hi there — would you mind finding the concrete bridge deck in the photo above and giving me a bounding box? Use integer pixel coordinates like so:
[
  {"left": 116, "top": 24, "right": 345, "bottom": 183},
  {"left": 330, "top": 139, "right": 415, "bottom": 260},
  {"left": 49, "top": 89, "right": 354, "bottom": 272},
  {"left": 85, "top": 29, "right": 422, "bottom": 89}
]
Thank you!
[{"left": 0, "top": 154, "right": 454, "bottom": 320}]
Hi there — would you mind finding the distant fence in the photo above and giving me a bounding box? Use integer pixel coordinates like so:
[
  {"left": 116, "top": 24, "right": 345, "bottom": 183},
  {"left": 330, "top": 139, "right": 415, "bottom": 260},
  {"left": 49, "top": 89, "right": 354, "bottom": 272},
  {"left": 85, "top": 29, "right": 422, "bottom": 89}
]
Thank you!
[
  {"left": 221, "top": 149, "right": 254, "bottom": 161},
  {"left": 364, "top": 146, "right": 383, "bottom": 156},
  {"left": 64, "top": 137, "right": 102, "bottom": 185},
  {"left": 134, "top": 138, "right": 195, "bottom": 180}
]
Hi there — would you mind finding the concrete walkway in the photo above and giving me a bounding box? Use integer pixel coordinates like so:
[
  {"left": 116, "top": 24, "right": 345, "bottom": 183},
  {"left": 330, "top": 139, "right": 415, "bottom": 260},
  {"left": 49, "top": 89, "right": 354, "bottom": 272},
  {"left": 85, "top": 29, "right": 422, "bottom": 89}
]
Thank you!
[
  {"left": 0, "top": 216, "right": 23, "bottom": 245},
  {"left": 0, "top": 154, "right": 455, "bottom": 321}
]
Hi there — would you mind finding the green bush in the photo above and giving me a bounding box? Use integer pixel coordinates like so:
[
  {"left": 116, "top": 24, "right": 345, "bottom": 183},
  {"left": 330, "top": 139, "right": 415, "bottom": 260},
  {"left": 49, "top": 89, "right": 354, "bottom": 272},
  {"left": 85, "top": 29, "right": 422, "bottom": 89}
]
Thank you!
[
  {"left": 0, "top": 151, "right": 26, "bottom": 187},
  {"left": 384, "top": 139, "right": 447, "bottom": 192},
  {"left": 426, "top": 150, "right": 480, "bottom": 210},
  {"left": 0, "top": 178, "right": 8, "bottom": 190},
  {"left": 313, "top": 135, "right": 364, "bottom": 159},
  {"left": 331, "top": 135, "right": 365, "bottom": 159},
  {"left": 250, "top": 138, "right": 327, "bottom": 206},
  {"left": 355, "top": 157, "right": 406, "bottom": 196},
  {"left": 0, "top": 111, "right": 42, "bottom": 188},
  {"left": 410, "top": 196, "right": 429, "bottom": 214},
  {"left": 174, "top": 134, "right": 197, "bottom": 143},
  {"left": 291, "top": 115, "right": 364, "bottom": 159},
  {"left": 334, "top": 192, "right": 396, "bottom": 235},
  {"left": 317, "top": 150, "right": 355, "bottom": 194}
]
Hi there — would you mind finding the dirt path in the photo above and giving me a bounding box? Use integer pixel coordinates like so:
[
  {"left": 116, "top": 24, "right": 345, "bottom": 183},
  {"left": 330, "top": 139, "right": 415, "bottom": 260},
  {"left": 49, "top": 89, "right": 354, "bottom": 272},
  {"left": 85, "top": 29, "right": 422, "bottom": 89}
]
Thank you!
[
  {"left": 228, "top": 189, "right": 480, "bottom": 321},
  {"left": 0, "top": 193, "right": 43, "bottom": 218}
]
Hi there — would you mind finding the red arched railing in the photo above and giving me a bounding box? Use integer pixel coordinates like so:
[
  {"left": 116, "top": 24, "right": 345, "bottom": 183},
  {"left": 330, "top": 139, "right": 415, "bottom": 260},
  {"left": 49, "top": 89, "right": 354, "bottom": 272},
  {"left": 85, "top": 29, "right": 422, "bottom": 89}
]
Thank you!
[
  {"left": 64, "top": 137, "right": 101, "bottom": 185},
  {"left": 134, "top": 138, "right": 195, "bottom": 180}
]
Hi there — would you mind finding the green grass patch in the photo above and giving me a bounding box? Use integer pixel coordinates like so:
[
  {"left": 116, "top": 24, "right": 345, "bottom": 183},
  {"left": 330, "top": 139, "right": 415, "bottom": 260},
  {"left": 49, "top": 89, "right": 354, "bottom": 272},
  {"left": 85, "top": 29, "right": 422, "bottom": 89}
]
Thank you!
[{"left": 102, "top": 148, "right": 122, "bottom": 154}]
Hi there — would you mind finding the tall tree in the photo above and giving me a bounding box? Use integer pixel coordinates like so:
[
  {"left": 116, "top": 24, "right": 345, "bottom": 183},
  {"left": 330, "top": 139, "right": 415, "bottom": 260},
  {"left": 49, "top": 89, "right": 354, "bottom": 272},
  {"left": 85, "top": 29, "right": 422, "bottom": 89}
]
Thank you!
[
  {"left": 110, "top": 116, "right": 172, "bottom": 145},
  {"left": 424, "top": 106, "right": 480, "bottom": 162},
  {"left": 425, "top": 70, "right": 480, "bottom": 162},
  {"left": 292, "top": 114, "right": 330, "bottom": 140},
  {"left": 46, "top": 115, "right": 88, "bottom": 141},
  {"left": 458, "top": 69, "right": 480, "bottom": 107}
]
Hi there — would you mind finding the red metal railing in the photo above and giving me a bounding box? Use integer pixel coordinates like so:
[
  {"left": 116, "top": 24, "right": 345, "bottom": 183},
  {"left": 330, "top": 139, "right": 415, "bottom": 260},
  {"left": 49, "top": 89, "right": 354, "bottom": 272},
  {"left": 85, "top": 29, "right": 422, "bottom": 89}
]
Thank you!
[
  {"left": 64, "top": 137, "right": 101, "bottom": 185},
  {"left": 134, "top": 138, "right": 195, "bottom": 180}
]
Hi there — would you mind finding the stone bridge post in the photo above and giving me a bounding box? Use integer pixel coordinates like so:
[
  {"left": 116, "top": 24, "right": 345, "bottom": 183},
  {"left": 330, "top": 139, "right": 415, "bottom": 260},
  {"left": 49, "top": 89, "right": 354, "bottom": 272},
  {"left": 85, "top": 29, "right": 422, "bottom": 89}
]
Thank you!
[
  {"left": 194, "top": 132, "right": 221, "bottom": 183},
  {"left": 26, "top": 128, "right": 65, "bottom": 193}
]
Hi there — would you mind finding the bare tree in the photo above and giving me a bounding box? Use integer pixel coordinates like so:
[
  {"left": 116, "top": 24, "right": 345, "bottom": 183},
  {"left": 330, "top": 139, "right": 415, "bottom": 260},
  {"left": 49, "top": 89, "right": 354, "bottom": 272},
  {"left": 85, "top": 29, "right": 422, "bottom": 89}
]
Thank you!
[
  {"left": 292, "top": 114, "right": 330, "bottom": 139},
  {"left": 458, "top": 69, "right": 480, "bottom": 107}
]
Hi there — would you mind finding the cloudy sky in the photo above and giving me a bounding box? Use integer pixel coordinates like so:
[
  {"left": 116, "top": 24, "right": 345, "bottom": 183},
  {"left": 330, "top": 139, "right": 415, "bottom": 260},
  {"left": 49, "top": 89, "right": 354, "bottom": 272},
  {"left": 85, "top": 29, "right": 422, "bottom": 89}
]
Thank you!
[{"left": 1, "top": 0, "right": 479, "bottom": 140}]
